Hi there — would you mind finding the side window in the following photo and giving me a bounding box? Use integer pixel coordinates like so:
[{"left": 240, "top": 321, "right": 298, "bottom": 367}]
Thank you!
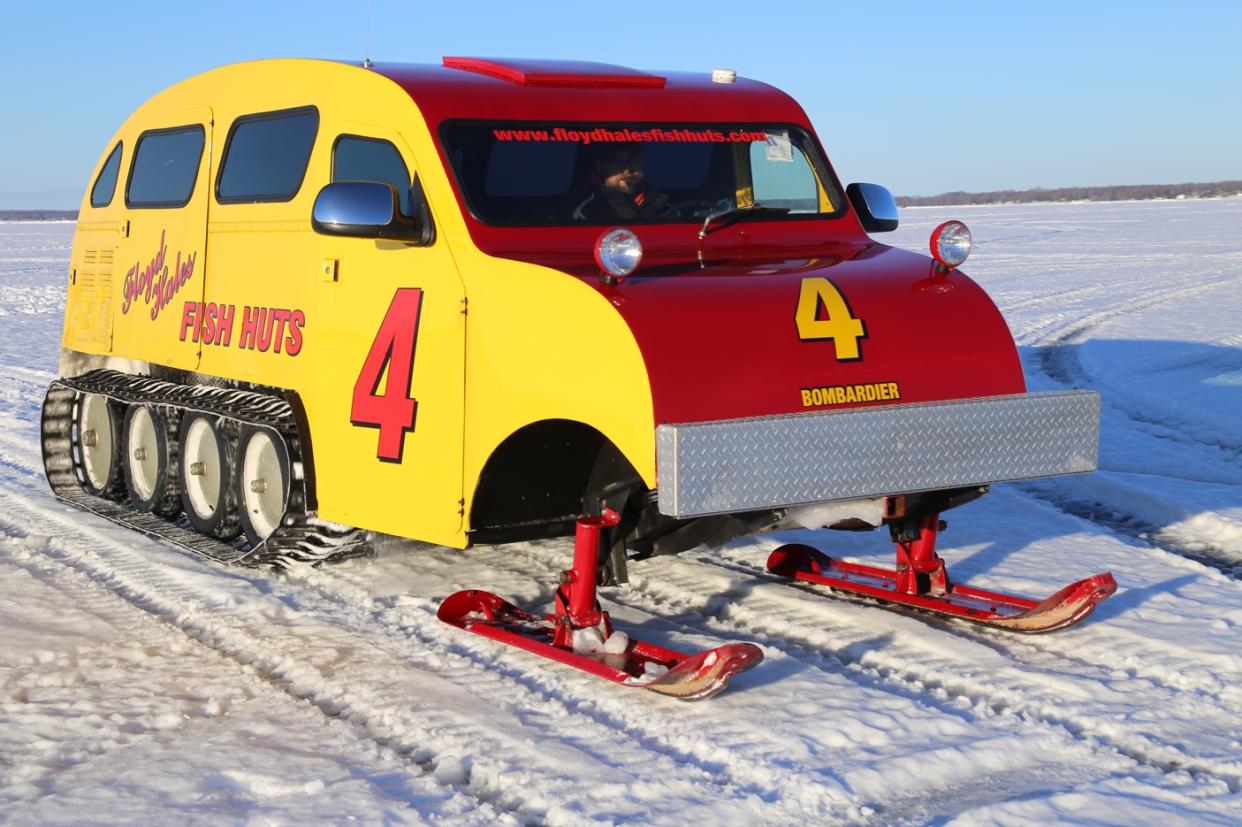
[
  {"left": 126, "top": 126, "right": 205, "bottom": 208},
  {"left": 217, "top": 107, "right": 318, "bottom": 203},
  {"left": 749, "top": 132, "right": 822, "bottom": 213},
  {"left": 90, "top": 142, "right": 122, "bottom": 208},
  {"left": 332, "top": 135, "right": 413, "bottom": 216}
]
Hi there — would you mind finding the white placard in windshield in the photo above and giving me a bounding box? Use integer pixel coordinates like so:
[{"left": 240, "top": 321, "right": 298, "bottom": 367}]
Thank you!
[{"left": 765, "top": 130, "right": 793, "bottom": 162}]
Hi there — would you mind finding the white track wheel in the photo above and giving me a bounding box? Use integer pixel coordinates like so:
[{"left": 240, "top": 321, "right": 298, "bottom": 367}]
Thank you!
[
  {"left": 75, "top": 392, "right": 124, "bottom": 499},
  {"left": 237, "top": 426, "right": 290, "bottom": 546},
  {"left": 123, "top": 405, "right": 180, "bottom": 516},
  {"left": 179, "top": 412, "right": 241, "bottom": 540}
]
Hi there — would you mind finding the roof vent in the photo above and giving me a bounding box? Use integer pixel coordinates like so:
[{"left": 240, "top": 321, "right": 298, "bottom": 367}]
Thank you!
[
  {"left": 442, "top": 57, "right": 666, "bottom": 89},
  {"left": 711, "top": 68, "right": 737, "bottom": 84}
]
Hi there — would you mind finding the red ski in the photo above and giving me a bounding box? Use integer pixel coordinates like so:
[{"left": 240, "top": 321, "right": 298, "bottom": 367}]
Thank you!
[
  {"left": 439, "top": 510, "right": 762, "bottom": 700},
  {"left": 767, "top": 514, "right": 1116, "bottom": 633}
]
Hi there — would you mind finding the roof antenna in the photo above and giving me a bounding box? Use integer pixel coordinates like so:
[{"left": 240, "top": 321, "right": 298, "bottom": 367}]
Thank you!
[{"left": 362, "top": 0, "right": 373, "bottom": 69}]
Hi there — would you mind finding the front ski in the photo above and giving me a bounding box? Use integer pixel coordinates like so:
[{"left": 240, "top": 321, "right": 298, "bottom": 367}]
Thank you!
[
  {"left": 438, "top": 589, "right": 761, "bottom": 699},
  {"left": 439, "top": 510, "right": 762, "bottom": 700},
  {"left": 767, "top": 514, "right": 1116, "bottom": 633}
]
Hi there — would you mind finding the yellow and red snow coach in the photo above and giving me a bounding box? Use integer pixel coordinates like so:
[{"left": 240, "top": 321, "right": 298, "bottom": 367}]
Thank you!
[{"left": 44, "top": 57, "right": 1114, "bottom": 699}]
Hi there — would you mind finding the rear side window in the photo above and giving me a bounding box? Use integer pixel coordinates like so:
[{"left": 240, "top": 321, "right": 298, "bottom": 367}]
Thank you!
[
  {"left": 126, "top": 126, "right": 205, "bottom": 208},
  {"left": 332, "top": 135, "right": 413, "bottom": 216},
  {"left": 217, "top": 107, "right": 318, "bottom": 203},
  {"left": 89, "top": 142, "right": 122, "bottom": 208}
]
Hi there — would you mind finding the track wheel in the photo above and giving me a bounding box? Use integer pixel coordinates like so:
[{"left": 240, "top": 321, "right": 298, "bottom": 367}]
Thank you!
[
  {"left": 237, "top": 426, "right": 290, "bottom": 546},
  {"left": 179, "top": 412, "right": 241, "bottom": 540},
  {"left": 123, "top": 405, "right": 181, "bottom": 516},
  {"left": 75, "top": 392, "right": 125, "bottom": 499}
]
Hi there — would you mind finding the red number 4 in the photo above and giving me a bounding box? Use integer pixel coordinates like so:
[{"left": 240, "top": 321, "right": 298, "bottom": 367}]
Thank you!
[{"left": 351, "top": 288, "right": 424, "bottom": 462}]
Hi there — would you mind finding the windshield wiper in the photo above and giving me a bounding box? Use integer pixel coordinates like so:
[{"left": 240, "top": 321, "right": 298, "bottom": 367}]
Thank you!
[
  {"left": 698, "top": 204, "right": 791, "bottom": 267},
  {"left": 699, "top": 204, "right": 791, "bottom": 238}
]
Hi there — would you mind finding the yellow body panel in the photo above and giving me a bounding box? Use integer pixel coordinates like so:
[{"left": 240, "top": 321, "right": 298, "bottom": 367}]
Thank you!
[
  {"left": 63, "top": 219, "right": 123, "bottom": 353},
  {"left": 63, "top": 59, "right": 655, "bottom": 548}
]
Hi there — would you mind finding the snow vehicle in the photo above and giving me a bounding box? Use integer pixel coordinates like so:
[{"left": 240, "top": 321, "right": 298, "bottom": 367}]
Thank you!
[{"left": 44, "top": 58, "right": 1112, "bottom": 700}]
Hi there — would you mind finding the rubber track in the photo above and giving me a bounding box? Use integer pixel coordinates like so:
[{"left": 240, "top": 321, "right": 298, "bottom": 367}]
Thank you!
[{"left": 41, "top": 369, "right": 369, "bottom": 568}]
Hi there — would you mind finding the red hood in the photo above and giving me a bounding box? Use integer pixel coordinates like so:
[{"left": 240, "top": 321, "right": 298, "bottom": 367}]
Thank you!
[{"left": 594, "top": 243, "right": 1024, "bottom": 424}]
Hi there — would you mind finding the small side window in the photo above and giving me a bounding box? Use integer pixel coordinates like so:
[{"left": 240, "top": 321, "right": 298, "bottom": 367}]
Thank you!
[
  {"left": 332, "top": 135, "right": 413, "bottom": 215},
  {"left": 217, "top": 107, "right": 318, "bottom": 203},
  {"left": 90, "top": 142, "right": 122, "bottom": 208},
  {"left": 126, "top": 125, "right": 205, "bottom": 208}
]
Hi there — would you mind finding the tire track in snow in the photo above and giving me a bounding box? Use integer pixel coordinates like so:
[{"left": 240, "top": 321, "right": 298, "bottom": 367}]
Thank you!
[
  {"left": 0, "top": 414, "right": 1089, "bottom": 825},
  {"left": 0, "top": 549, "right": 214, "bottom": 795},
  {"left": 7, "top": 402, "right": 1232, "bottom": 809},
  {"left": 500, "top": 543, "right": 1242, "bottom": 798},
  {"left": 0, "top": 368, "right": 49, "bottom": 429},
  {"left": 0, "top": 448, "right": 867, "bottom": 821},
  {"left": 0, "top": 485, "right": 867, "bottom": 825},
  {"left": 727, "top": 535, "right": 1242, "bottom": 716},
  {"left": 1021, "top": 272, "right": 1242, "bottom": 462},
  {"left": 1013, "top": 270, "right": 1239, "bottom": 349},
  {"left": 352, "top": 546, "right": 1192, "bottom": 802},
  {"left": 314, "top": 547, "right": 1139, "bottom": 823},
  {"left": 0, "top": 424, "right": 47, "bottom": 480},
  {"left": 290, "top": 563, "right": 881, "bottom": 823},
  {"left": 0, "top": 364, "right": 56, "bottom": 384},
  {"left": 1012, "top": 270, "right": 1242, "bottom": 575},
  {"left": 526, "top": 530, "right": 1242, "bottom": 708},
  {"left": 363, "top": 526, "right": 1242, "bottom": 767},
  {"left": 0, "top": 547, "right": 493, "bottom": 824},
  {"left": 1017, "top": 484, "right": 1242, "bottom": 580},
  {"left": 0, "top": 430, "right": 1111, "bottom": 823},
  {"left": 641, "top": 560, "right": 1242, "bottom": 796},
  {"left": 996, "top": 279, "right": 1127, "bottom": 315},
  {"left": 0, "top": 502, "right": 535, "bottom": 823}
]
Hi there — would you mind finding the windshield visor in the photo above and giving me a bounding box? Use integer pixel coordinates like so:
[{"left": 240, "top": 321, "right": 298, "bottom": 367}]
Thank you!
[{"left": 441, "top": 122, "right": 844, "bottom": 226}]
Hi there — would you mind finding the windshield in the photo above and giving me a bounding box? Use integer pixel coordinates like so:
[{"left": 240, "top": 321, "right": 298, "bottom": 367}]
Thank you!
[{"left": 441, "top": 122, "right": 844, "bottom": 226}]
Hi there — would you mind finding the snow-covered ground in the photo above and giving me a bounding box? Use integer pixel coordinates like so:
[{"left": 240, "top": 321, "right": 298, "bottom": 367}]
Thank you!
[{"left": 2, "top": 199, "right": 1241, "bottom": 825}]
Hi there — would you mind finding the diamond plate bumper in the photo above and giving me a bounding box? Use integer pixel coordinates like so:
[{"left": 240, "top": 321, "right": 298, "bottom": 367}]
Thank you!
[{"left": 655, "top": 390, "right": 1099, "bottom": 518}]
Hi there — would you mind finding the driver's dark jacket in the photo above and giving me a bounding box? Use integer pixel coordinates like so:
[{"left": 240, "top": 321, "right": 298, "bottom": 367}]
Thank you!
[{"left": 572, "top": 185, "right": 670, "bottom": 221}]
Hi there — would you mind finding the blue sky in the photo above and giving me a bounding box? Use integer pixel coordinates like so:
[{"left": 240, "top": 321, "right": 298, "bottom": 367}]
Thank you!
[{"left": 2, "top": 0, "right": 1239, "bottom": 208}]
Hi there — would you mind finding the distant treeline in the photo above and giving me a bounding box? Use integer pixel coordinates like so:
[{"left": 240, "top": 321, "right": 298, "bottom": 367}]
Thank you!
[
  {"left": 0, "top": 210, "right": 78, "bottom": 221},
  {"left": 897, "top": 181, "right": 1242, "bottom": 207}
]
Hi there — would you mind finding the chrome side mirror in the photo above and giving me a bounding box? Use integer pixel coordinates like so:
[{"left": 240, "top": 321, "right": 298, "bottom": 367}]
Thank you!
[
  {"left": 312, "top": 181, "right": 424, "bottom": 241},
  {"left": 846, "top": 182, "right": 899, "bottom": 233}
]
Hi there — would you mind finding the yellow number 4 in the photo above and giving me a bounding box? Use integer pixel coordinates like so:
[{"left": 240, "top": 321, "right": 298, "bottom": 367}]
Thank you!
[{"left": 795, "top": 277, "right": 867, "bottom": 361}]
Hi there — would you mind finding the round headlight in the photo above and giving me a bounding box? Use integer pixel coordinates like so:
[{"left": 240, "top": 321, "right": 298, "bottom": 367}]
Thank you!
[
  {"left": 929, "top": 220, "right": 972, "bottom": 270},
  {"left": 594, "top": 228, "right": 642, "bottom": 280}
]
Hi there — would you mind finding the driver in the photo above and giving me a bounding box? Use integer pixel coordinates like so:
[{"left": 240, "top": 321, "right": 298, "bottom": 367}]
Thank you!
[{"left": 572, "top": 145, "right": 669, "bottom": 221}]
